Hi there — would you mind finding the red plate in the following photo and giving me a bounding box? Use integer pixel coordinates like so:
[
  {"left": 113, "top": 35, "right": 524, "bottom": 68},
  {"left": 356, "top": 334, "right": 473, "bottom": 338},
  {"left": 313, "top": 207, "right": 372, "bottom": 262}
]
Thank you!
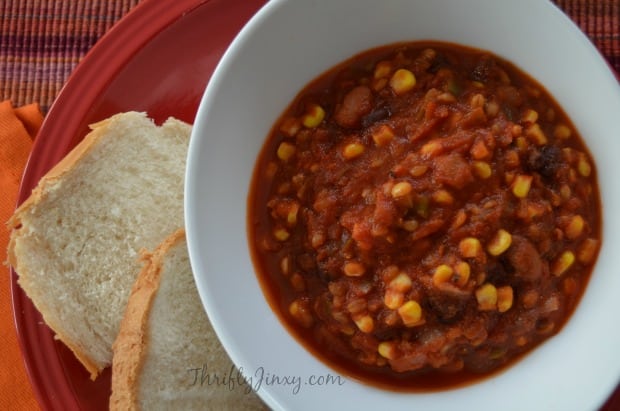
[{"left": 9, "top": 0, "right": 266, "bottom": 409}]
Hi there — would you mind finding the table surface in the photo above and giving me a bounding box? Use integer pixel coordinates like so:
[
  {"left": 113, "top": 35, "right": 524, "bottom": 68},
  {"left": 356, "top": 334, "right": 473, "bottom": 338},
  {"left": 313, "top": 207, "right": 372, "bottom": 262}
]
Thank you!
[{"left": 1, "top": 0, "right": 619, "bottom": 410}]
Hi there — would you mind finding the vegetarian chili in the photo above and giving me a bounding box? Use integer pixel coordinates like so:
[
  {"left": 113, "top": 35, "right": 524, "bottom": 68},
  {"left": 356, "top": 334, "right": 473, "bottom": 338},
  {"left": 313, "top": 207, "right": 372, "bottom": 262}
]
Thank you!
[{"left": 248, "top": 42, "right": 601, "bottom": 390}]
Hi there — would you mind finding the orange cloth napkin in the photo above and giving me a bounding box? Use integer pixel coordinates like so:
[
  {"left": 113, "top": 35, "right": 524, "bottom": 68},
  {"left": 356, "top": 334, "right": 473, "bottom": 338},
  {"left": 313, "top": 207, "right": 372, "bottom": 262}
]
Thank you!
[{"left": 0, "top": 100, "right": 43, "bottom": 411}]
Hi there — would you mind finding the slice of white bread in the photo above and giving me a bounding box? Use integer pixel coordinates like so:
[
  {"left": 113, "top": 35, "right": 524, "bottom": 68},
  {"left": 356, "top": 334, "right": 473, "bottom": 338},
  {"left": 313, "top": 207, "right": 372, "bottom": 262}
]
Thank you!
[
  {"left": 110, "top": 229, "right": 266, "bottom": 410},
  {"left": 7, "top": 112, "right": 190, "bottom": 379}
]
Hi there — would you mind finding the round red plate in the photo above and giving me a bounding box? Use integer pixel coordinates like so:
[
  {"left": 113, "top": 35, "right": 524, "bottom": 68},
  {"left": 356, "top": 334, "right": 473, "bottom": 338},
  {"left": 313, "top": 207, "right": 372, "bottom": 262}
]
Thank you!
[{"left": 10, "top": 0, "right": 266, "bottom": 409}]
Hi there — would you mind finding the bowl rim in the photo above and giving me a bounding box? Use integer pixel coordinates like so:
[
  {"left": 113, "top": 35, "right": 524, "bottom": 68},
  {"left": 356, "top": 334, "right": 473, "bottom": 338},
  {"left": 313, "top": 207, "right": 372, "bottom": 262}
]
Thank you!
[{"left": 185, "top": 0, "right": 620, "bottom": 409}]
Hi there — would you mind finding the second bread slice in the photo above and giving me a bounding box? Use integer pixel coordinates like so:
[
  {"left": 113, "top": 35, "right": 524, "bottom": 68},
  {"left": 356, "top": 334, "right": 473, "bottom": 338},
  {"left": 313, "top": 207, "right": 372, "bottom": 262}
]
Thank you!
[{"left": 110, "top": 229, "right": 266, "bottom": 410}]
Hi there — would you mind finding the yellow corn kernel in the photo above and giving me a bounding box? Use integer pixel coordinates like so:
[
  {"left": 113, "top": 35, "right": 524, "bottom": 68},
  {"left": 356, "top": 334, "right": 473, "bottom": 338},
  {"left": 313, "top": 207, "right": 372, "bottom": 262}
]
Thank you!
[
  {"left": 378, "top": 341, "right": 396, "bottom": 360},
  {"left": 487, "top": 229, "right": 512, "bottom": 256},
  {"left": 565, "top": 215, "right": 585, "bottom": 240},
  {"left": 343, "top": 142, "right": 365, "bottom": 160},
  {"left": 476, "top": 283, "right": 498, "bottom": 311},
  {"left": 410, "top": 165, "right": 429, "bottom": 177},
  {"left": 521, "top": 109, "right": 539, "bottom": 124},
  {"left": 354, "top": 315, "right": 375, "bottom": 333},
  {"left": 301, "top": 104, "right": 325, "bottom": 128},
  {"left": 273, "top": 227, "right": 290, "bottom": 241},
  {"left": 344, "top": 261, "right": 366, "bottom": 277},
  {"left": 472, "top": 81, "right": 484, "bottom": 88},
  {"left": 577, "top": 157, "right": 591, "bottom": 177},
  {"left": 473, "top": 161, "right": 492, "bottom": 179},
  {"left": 497, "top": 286, "right": 514, "bottom": 313},
  {"left": 279, "top": 117, "right": 301, "bottom": 137},
  {"left": 289, "top": 300, "right": 313, "bottom": 328},
  {"left": 374, "top": 60, "right": 392, "bottom": 79},
  {"left": 432, "top": 189, "right": 454, "bottom": 205},
  {"left": 372, "top": 124, "right": 395, "bottom": 146},
  {"left": 525, "top": 123, "right": 548, "bottom": 145},
  {"left": 391, "top": 181, "right": 413, "bottom": 198},
  {"left": 432, "top": 264, "right": 454, "bottom": 287},
  {"left": 398, "top": 300, "right": 423, "bottom": 327},
  {"left": 516, "top": 136, "right": 528, "bottom": 151},
  {"left": 554, "top": 124, "right": 572, "bottom": 139},
  {"left": 420, "top": 140, "right": 442, "bottom": 156},
  {"left": 389, "top": 272, "right": 413, "bottom": 292},
  {"left": 552, "top": 251, "right": 575, "bottom": 276},
  {"left": 384, "top": 289, "right": 404, "bottom": 310},
  {"left": 577, "top": 238, "right": 599, "bottom": 264},
  {"left": 511, "top": 174, "right": 533, "bottom": 198},
  {"left": 459, "top": 237, "right": 483, "bottom": 258},
  {"left": 277, "top": 141, "right": 296, "bottom": 162},
  {"left": 454, "top": 261, "right": 471, "bottom": 287},
  {"left": 560, "top": 184, "right": 572, "bottom": 200},
  {"left": 390, "top": 68, "right": 416, "bottom": 95}
]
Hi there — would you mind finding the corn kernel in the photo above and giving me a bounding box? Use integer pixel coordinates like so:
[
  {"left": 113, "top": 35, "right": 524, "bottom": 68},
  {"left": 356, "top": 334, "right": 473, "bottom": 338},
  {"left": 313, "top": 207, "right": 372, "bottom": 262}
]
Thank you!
[
  {"left": 476, "top": 283, "right": 498, "bottom": 311},
  {"left": 389, "top": 272, "right": 412, "bottom": 292},
  {"left": 432, "top": 189, "right": 454, "bottom": 205},
  {"left": 389, "top": 68, "right": 416, "bottom": 94},
  {"left": 410, "top": 165, "right": 429, "bottom": 177},
  {"left": 473, "top": 161, "right": 492, "bottom": 179},
  {"left": 378, "top": 341, "right": 396, "bottom": 360},
  {"left": 277, "top": 142, "right": 296, "bottom": 162},
  {"left": 432, "top": 264, "right": 454, "bottom": 287},
  {"left": 289, "top": 300, "right": 313, "bottom": 328},
  {"left": 273, "top": 227, "right": 290, "bottom": 241},
  {"left": 343, "top": 142, "right": 365, "bottom": 160},
  {"left": 344, "top": 261, "right": 366, "bottom": 277},
  {"left": 577, "top": 238, "right": 599, "bottom": 264},
  {"left": 560, "top": 184, "right": 571, "bottom": 200},
  {"left": 497, "top": 286, "right": 514, "bottom": 313},
  {"left": 420, "top": 140, "right": 442, "bottom": 156},
  {"left": 554, "top": 124, "right": 572, "bottom": 139},
  {"left": 521, "top": 109, "right": 539, "bottom": 124},
  {"left": 454, "top": 261, "right": 471, "bottom": 287},
  {"left": 384, "top": 289, "right": 404, "bottom": 310},
  {"left": 525, "top": 123, "right": 548, "bottom": 145},
  {"left": 391, "top": 181, "right": 413, "bottom": 198},
  {"left": 565, "top": 215, "right": 585, "bottom": 240},
  {"left": 511, "top": 174, "right": 533, "bottom": 198},
  {"left": 516, "top": 136, "right": 528, "bottom": 151},
  {"left": 354, "top": 315, "right": 375, "bottom": 333},
  {"left": 487, "top": 229, "right": 512, "bottom": 256},
  {"left": 459, "top": 237, "right": 483, "bottom": 258},
  {"left": 398, "top": 300, "right": 423, "bottom": 327},
  {"left": 372, "top": 124, "right": 395, "bottom": 146},
  {"left": 374, "top": 60, "right": 392, "bottom": 79},
  {"left": 301, "top": 104, "right": 325, "bottom": 128},
  {"left": 577, "top": 157, "right": 591, "bottom": 177},
  {"left": 552, "top": 251, "right": 575, "bottom": 276},
  {"left": 279, "top": 117, "right": 301, "bottom": 137}
]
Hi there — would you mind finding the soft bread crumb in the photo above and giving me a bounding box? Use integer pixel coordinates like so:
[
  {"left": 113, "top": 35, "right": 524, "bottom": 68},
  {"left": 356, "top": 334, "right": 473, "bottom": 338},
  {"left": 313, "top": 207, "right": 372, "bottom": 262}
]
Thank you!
[
  {"left": 110, "top": 230, "right": 266, "bottom": 410},
  {"left": 7, "top": 112, "right": 190, "bottom": 378}
]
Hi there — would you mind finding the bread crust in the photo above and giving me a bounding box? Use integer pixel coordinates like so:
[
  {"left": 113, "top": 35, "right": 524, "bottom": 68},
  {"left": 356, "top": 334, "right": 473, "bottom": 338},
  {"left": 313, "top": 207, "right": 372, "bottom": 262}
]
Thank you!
[
  {"left": 110, "top": 228, "right": 185, "bottom": 410},
  {"left": 6, "top": 112, "right": 189, "bottom": 379}
]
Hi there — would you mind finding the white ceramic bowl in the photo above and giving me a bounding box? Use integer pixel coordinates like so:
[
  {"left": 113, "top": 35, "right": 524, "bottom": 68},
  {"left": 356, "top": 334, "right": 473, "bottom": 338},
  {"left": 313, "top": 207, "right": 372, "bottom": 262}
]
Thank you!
[{"left": 185, "top": 0, "right": 620, "bottom": 409}]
